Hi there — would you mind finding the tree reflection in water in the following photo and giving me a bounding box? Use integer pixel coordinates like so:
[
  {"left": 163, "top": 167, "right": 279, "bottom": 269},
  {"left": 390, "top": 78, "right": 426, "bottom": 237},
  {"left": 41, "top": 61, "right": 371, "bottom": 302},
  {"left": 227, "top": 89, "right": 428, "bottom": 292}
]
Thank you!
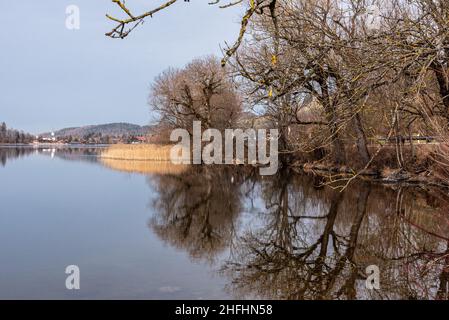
[
  {"left": 3, "top": 148, "right": 448, "bottom": 299},
  {"left": 148, "top": 166, "right": 449, "bottom": 300},
  {"left": 0, "top": 147, "right": 35, "bottom": 166},
  {"left": 0, "top": 146, "right": 103, "bottom": 166},
  {"left": 148, "top": 166, "right": 256, "bottom": 263}
]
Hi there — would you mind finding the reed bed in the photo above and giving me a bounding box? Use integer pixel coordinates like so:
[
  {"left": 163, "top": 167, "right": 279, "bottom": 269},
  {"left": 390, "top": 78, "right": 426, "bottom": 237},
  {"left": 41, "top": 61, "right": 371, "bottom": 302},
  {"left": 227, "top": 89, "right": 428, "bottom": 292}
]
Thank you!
[
  {"left": 100, "top": 144, "right": 188, "bottom": 175},
  {"left": 101, "top": 144, "right": 173, "bottom": 161}
]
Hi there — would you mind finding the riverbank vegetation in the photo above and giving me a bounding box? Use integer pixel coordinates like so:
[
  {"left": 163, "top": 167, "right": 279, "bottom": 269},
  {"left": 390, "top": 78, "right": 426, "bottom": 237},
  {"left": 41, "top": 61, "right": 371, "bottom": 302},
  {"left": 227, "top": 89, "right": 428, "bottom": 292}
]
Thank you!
[{"left": 107, "top": 0, "right": 449, "bottom": 187}]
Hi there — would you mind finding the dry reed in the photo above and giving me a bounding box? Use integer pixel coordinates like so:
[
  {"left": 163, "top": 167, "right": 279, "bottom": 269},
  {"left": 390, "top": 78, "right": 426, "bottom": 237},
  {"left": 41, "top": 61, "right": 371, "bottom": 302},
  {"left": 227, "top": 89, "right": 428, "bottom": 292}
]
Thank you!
[
  {"left": 100, "top": 144, "right": 188, "bottom": 175},
  {"left": 101, "top": 144, "right": 172, "bottom": 161}
]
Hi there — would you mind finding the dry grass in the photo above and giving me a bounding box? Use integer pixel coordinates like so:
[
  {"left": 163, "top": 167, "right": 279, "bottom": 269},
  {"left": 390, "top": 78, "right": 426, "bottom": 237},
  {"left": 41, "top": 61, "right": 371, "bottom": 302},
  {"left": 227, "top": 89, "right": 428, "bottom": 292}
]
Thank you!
[
  {"left": 100, "top": 144, "right": 188, "bottom": 175},
  {"left": 101, "top": 144, "right": 173, "bottom": 161}
]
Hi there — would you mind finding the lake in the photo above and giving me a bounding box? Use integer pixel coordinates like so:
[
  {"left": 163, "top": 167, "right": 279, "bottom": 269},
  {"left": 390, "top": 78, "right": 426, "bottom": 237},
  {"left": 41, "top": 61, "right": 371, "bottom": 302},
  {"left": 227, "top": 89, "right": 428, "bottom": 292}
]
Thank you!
[{"left": 1, "top": 146, "right": 448, "bottom": 299}]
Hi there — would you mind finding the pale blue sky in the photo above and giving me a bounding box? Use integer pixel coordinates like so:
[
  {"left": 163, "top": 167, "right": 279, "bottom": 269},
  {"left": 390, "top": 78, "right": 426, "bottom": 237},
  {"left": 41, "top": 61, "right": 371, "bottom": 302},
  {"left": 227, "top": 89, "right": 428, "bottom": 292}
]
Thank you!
[{"left": 0, "top": 1, "right": 241, "bottom": 134}]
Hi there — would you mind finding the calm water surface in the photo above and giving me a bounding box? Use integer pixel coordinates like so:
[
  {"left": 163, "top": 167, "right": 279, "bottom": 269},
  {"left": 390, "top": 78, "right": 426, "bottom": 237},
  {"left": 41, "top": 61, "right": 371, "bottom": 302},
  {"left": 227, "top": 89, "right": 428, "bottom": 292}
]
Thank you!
[{"left": 1, "top": 146, "right": 449, "bottom": 299}]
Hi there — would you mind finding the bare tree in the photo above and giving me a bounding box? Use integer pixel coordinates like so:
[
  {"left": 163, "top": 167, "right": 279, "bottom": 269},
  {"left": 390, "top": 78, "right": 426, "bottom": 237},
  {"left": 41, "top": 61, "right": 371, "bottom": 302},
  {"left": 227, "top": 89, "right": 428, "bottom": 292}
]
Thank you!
[
  {"left": 149, "top": 56, "right": 242, "bottom": 135},
  {"left": 105, "top": 0, "right": 281, "bottom": 66},
  {"left": 111, "top": 0, "right": 449, "bottom": 181},
  {"left": 229, "top": 0, "right": 393, "bottom": 165}
]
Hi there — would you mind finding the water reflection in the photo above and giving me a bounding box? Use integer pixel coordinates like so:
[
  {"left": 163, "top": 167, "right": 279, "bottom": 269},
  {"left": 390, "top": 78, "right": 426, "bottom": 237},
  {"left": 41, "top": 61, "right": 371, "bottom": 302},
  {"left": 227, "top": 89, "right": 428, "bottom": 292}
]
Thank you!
[
  {"left": 0, "top": 147, "right": 35, "bottom": 166},
  {"left": 147, "top": 166, "right": 449, "bottom": 300},
  {"left": 102, "top": 158, "right": 187, "bottom": 175},
  {"left": 0, "top": 146, "right": 104, "bottom": 166},
  {"left": 2, "top": 147, "right": 449, "bottom": 299},
  {"left": 148, "top": 166, "right": 249, "bottom": 262}
]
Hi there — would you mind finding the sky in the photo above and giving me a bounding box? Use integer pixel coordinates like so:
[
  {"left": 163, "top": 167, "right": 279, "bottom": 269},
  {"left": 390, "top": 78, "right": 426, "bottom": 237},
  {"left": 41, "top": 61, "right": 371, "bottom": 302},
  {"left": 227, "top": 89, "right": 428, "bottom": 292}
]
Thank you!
[{"left": 0, "top": 1, "right": 242, "bottom": 134}]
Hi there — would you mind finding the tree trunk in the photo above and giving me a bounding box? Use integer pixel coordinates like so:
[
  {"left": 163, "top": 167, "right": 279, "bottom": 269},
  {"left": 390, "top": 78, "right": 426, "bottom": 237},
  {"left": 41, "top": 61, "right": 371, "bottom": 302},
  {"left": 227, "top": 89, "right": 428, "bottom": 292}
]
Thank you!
[
  {"left": 333, "top": 134, "right": 347, "bottom": 165},
  {"left": 353, "top": 113, "right": 370, "bottom": 165},
  {"left": 316, "top": 73, "right": 347, "bottom": 165},
  {"left": 433, "top": 64, "right": 449, "bottom": 123},
  {"left": 323, "top": 102, "right": 346, "bottom": 165},
  {"left": 408, "top": 126, "right": 415, "bottom": 159}
]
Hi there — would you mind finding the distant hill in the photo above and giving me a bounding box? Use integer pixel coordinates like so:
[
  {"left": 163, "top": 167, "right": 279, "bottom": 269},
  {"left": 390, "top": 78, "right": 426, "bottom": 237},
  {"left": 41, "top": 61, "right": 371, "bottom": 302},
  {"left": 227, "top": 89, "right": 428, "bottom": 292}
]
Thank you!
[{"left": 40, "top": 123, "right": 151, "bottom": 138}]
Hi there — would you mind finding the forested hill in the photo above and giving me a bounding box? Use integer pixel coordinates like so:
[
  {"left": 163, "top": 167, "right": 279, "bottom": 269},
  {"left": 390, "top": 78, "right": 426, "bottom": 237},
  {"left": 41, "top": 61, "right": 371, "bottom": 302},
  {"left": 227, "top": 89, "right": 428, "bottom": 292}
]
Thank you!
[{"left": 41, "top": 123, "right": 151, "bottom": 138}]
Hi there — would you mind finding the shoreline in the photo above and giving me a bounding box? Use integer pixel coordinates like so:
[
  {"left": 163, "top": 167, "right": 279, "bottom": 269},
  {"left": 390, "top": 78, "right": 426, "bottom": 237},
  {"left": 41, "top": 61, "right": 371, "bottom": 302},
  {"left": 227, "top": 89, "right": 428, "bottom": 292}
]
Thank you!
[
  {"left": 0, "top": 143, "right": 110, "bottom": 148},
  {"left": 293, "top": 162, "right": 449, "bottom": 189},
  {"left": 4, "top": 142, "right": 447, "bottom": 188}
]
